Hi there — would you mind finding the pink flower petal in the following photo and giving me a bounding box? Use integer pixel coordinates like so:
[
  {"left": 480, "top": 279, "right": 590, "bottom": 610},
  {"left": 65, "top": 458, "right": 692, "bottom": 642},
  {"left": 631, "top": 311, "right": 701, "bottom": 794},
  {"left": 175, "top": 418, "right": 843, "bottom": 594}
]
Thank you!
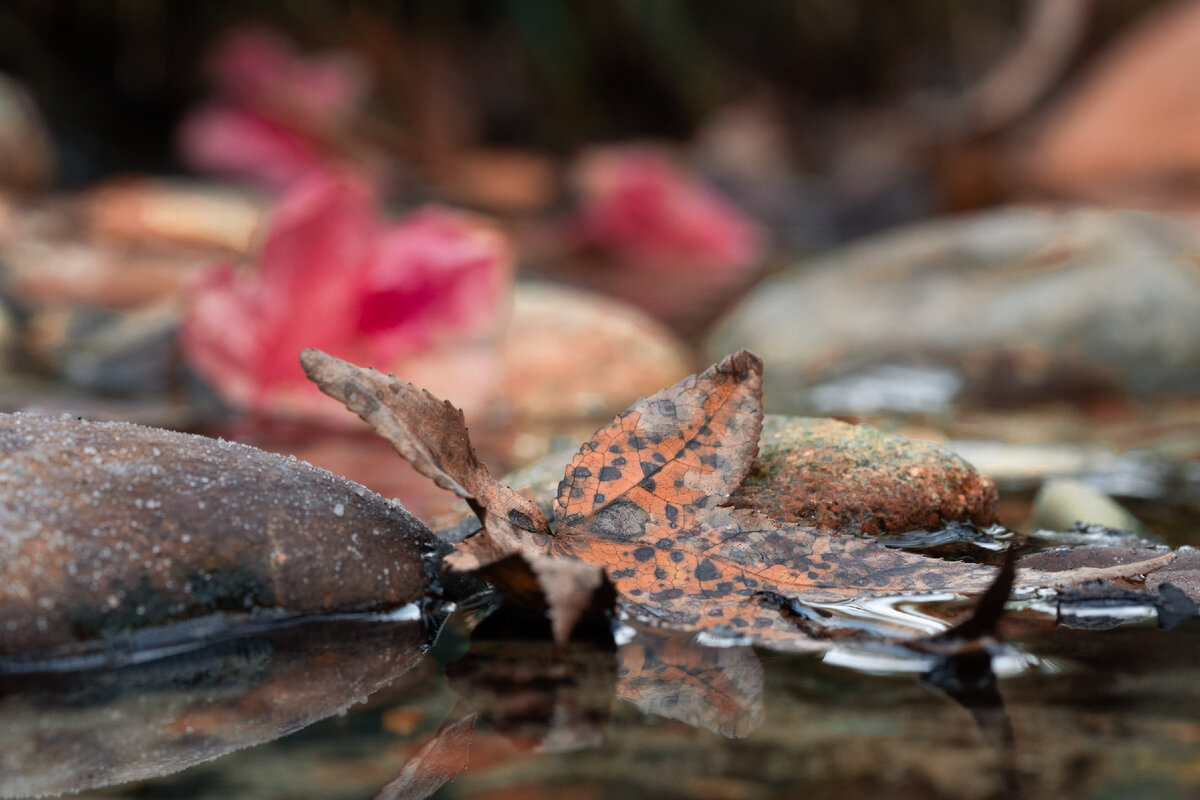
[
  {"left": 357, "top": 207, "right": 511, "bottom": 363},
  {"left": 183, "top": 179, "right": 511, "bottom": 419},
  {"left": 209, "top": 29, "right": 364, "bottom": 118},
  {"left": 177, "top": 105, "right": 326, "bottom": 190},
  {"left": 573, "top": 146, "right": 764, "bottom": 272}
]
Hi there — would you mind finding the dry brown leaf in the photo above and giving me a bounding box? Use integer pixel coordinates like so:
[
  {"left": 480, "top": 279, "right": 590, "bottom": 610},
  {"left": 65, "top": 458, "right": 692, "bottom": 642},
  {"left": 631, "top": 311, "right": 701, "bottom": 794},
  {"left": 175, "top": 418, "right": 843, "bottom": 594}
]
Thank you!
[{"left": 300, "top": 348, "right": 549, "bottom": 554}]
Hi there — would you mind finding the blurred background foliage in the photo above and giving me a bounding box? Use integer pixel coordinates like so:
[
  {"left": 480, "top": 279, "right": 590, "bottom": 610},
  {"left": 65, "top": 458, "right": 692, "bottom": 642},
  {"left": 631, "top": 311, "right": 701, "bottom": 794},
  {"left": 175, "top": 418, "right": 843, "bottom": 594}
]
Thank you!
[{"left": 0, "top": 1, "right": 1163, "bottom": 205}]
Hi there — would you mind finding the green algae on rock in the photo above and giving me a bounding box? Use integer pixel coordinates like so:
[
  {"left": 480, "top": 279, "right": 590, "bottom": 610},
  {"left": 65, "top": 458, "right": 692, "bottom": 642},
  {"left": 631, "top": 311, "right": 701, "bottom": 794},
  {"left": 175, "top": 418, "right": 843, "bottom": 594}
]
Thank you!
[{"left": 0, "top": 412, "right": 446, "bottom": 659}]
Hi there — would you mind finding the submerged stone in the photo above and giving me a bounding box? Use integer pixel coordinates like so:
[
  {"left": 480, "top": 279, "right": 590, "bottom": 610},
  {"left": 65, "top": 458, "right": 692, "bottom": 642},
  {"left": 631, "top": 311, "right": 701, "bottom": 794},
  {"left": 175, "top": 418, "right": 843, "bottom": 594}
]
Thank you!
[
  {"left": 1032, "top": 478, "right": 1145, "bottom": 534},
  {"left": 0, "top": 413, "right": 445, "bottom": 658}
]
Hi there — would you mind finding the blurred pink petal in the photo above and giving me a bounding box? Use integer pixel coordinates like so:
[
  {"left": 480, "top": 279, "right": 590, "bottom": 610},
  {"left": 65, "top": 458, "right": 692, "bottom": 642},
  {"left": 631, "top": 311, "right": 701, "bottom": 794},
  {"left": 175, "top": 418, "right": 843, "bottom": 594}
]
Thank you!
[
  {"left": 573, "top": 146, "right": 764, "bottom": 272},
  {"left": 183, "top": 172, "right": 511, "bottom": 419},
  {"left": 177, "top": 105, "right": 326, "bottom": 190},
  {"left": 209, "top": 29, "right": 364, "bottom": 118},
  {"left": 358, "top": 207, "right": 510, "bottom": 361},
  {"left": 179, "top": 29, "right": 367, "bottom": 189}
]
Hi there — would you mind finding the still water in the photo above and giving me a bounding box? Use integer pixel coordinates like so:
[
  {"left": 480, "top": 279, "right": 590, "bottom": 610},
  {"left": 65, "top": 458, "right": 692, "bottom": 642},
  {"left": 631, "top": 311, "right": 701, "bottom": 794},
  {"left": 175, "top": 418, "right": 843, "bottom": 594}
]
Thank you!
[{"left": 2, "top": 591, "right": 1198, "bottom": 800}]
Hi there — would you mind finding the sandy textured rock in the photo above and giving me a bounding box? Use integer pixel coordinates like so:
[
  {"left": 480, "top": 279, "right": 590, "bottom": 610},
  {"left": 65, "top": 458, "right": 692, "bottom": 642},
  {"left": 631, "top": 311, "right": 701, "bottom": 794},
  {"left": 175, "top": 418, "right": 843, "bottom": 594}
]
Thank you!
[
  {"left": 473, "top": 414, "right": 996, "bottom": 538},
  {"left": 729, "top": 416, "right": 996, "bottom": 535},
  {"left": 0, "top": 413, "right": 443, "bottom": 657},
  {"left": 708, "top": 207, "right": 1200, "bottom": 413}
]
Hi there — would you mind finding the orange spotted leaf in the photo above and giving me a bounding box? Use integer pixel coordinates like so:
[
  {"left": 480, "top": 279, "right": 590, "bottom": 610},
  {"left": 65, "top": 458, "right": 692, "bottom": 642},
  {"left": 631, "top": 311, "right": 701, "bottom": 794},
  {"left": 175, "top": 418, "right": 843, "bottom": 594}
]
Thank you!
[{"left": 552, "top": 350, "right": 763, "bottom": 538}]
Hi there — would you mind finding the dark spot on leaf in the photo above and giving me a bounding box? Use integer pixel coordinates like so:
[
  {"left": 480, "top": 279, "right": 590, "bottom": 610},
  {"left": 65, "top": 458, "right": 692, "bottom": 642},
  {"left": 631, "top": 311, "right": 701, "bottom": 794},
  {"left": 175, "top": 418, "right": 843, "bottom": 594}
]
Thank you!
[
  {"left": 685, "top": 439, "right": 702, "bottom": 450},
  {"left": 573, "top": 466, "right": 592, "bottom": 478},
  {"left": 640, "top": 461, "right": 657, "bottom": 478},
  {"left": 652, "top": 452, "right": 667, "bottom": 464},
  {"left": 593, "top": 493, "right": 606, "bottom": 504},
  {"left": 698, "top": 424, "right": 712, "bottom": 436},
  {"left": 656, "top": 538, "right": 673, "bottom": 548},
  {"left": 563, "top": 513, "right": 585, "bottom": 527},
  {"left": 599, "top": 466, "right": 622, "bottom": 482},
  {"left": 632, "top": 546, "right": 656, "bottom": 563},
  {"left": 585, "top": 498, "right": 652, "bottom": 541},
  {"left": 695, "top": 560, "right": 719, "bottom": 582},
  {"left": 640, "top": 477, "right": 657, "bottom": 493},
  {"left": 664, "top": 504, "right": 679, "bottom": 524},
  {"left": 650, "top": 588, "right": 685, "bottom": 602},
  {"left": 657, "top": 399, "right": 677, "bottom": 416},
  {"left": 670, "top": 551, "right": 685, "bottom": 563},
  {"left": 611, "top": 456, "right": 627, "bottom": 467},
  {"left": 655, "top": 567, "right": 668, "bottom": 579}
]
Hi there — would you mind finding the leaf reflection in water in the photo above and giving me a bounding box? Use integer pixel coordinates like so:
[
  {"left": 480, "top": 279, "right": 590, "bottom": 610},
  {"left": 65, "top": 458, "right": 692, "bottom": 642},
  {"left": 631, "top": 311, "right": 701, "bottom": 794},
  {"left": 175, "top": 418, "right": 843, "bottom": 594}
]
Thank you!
[
  {"left": 618, "top": 626, "right": 764, "bottom": 739},
  {"left": 0, "top": 614, "right": 440, "bottom": 799}
]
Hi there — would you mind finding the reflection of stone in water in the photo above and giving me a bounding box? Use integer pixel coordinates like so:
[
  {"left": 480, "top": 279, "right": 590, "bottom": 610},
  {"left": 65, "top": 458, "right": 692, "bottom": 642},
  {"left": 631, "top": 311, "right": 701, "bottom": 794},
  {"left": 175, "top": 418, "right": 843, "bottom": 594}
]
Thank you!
[
  {"left": 0, "top": 616, "right": 437, "bottom": 799},
  {"left": 445, "top": 630, "right": 617, "bottom": 753},
  {"left": 617, "top": 626, "right": 764, "bottom": 739}
]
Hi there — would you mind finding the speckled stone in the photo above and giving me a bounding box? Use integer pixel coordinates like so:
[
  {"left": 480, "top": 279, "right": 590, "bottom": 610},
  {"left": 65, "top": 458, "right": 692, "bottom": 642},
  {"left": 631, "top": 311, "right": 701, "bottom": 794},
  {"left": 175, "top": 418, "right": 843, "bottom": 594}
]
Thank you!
[
  {"left": 477, "top": 414, "right": 997, "bottom": 538},
  {"left": 0, "top": 412, "right": 444, "bottom": 657},
  {"left": 730, "top": 416, "right": 997, "bottom": 535}
]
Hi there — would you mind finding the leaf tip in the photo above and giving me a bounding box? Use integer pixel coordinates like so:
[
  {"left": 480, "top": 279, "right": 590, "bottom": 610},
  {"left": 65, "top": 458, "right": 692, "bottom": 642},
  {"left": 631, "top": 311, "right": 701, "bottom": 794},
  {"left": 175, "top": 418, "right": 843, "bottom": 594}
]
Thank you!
[
  {"left": 723, "top": 349, "right": 763, "bottom": 380},
  {"left": 299, "top": 347, "right": 334, "bottom": 379}
]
